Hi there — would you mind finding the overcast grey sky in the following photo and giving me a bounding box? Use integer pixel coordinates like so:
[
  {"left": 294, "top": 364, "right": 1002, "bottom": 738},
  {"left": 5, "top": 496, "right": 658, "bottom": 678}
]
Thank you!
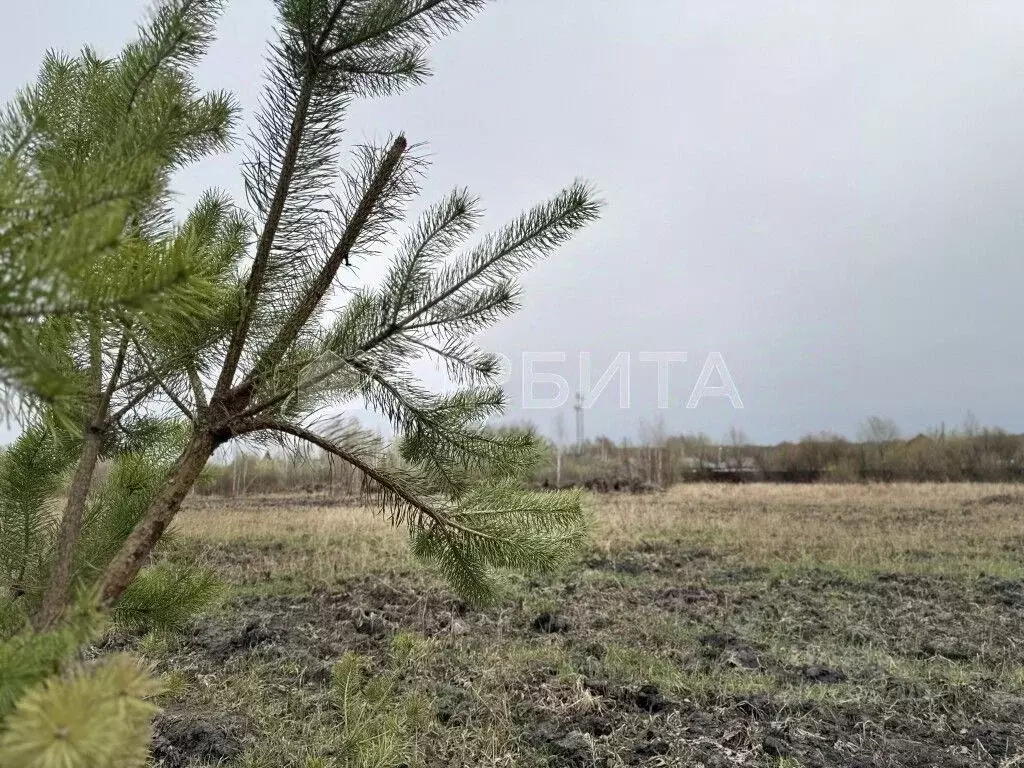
[{"left": 4, "top": 1, "right": 1024, "bottom": 444}]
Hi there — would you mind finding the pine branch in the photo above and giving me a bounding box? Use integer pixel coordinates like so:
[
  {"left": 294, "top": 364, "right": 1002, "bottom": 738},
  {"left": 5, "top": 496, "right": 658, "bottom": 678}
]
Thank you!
[
  {"left": 129, "top": 338, "right": 195, "bottom": 421},
  {"left": 401, "top": 281, "right": 519, "bottom": 332},
  {"left": 241, "top": 134, "right": 409, "bottom": 390},
  {"left": 237, "top": 182, "right": 599, "bottom": 421},
  {"left": 405, "top": 337, "right": 499, "bottom": 384},
  {"left": 125, "top": 0, "right": 225, "bottom": 110},
  {"left": 0, "top": 653, "right": 161, "bottom": 764},
  {"left": 254, "top": 417, "right": 441, "bottom": 523},
  {"left": 186, "top": 362, "right": 208, "bottom": 416},
  {"left": 0, "top": 267, "right": 192, "bottom": 322},
  {"left": 215, "top": 74, "right": 315, "bottom": 397},
  {"left": 253, "top": 417, "right": 511, "bottom": 550},
  {"left": 113, "top": 563, "right": 223, "bottom": 632},
  {"left": 0, "top": 429, "right": 75, "bottom": 600},
  {"left": 109, "top": 382, "right": 160, "bottom": 425},
  {"left": 221, "top": 0, "right": 487, "bottom": 398},
  {"left": 100, "top": 332, "right": 131, "bottom": 417},
  {"left": 408, "top": 181, "right": 599, "bottom": 328},
  {"left": 316, "top": 1, "right": 354, "bottom": 50},
  {"left": 323, "top": 0, "right": 487, "bottom": 58}
]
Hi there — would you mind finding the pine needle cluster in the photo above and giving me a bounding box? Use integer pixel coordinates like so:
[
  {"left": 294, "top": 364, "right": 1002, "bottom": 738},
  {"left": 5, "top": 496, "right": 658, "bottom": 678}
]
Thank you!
[
  {"left": 0, "top": 426, "right": 221, "bottom": 634},
  {"left": 0, "top": 654, "right": 161, "bottom": 768},
  {"left": 0, "top": 0, "right": 238, "bottom": 427},
  {"left": 331, "top": 632, "right": 435, "bottom": 767}
]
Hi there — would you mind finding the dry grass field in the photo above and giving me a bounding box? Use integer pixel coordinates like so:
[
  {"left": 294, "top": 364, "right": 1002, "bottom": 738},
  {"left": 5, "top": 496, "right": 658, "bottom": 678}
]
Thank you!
[{"left": 128, "top": 484, "right": 1024, "bottom": 767}]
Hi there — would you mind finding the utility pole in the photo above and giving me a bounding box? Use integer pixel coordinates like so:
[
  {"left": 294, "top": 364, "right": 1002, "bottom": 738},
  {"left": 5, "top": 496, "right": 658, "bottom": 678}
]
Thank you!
[
  {"left": 574, "top": 391, "right": 585, "bottom": 455},
  {"left": 553, "top": 412, "right": 565, "bottom": 488}
]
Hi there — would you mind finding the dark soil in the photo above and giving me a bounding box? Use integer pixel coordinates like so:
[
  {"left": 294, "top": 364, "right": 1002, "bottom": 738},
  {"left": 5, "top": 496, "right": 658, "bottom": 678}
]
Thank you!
[
  {"left": 134, "top": 529, "right": 1024, "bottom": 767},
  {"left": 532, "top": 612, "right": 572, "bottom": 634},
  {"left": 151, "top": 714, "right": 241, "bottom": 768}
]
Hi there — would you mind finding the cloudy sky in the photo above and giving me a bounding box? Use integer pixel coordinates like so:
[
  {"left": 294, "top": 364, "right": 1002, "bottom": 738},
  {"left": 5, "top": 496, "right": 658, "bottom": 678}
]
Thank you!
[{"left": 4, "top": 1, "right": 1024, "bottom": 444}]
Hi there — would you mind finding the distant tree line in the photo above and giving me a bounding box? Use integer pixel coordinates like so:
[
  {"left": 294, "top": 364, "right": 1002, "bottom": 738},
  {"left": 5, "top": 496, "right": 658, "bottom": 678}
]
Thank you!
[
  {"left": 185, "top": 414, "right": 1024, "bottom": 497},
  {"left": 537, "top": 414, "right": 1024, "bottom": 488}
]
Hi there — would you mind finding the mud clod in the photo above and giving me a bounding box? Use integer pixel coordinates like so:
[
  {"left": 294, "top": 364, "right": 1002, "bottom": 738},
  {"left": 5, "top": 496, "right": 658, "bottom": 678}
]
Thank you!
[
  {"left": 151, "top": 715, "right": 240, "bottom": 767},
  {"left": 634, "top": 735, "right": 671, "bottom": 757},
  {"left": 532, "top": 611, "right": 571, "bottom": 633},
  {"left": 530, "top": 723, "right": 594, "bottom": 767},
  {"left": 762, "top": 733, "right": 793, "bottom": 758},
  {"left": 634, "top": 683, "right": 675, "bottom": 713},
  {"left": 797, "top": 663, "right": 847, "bottom": 684},
  {"left": 551, "top": 730, "right": 593, "bottom": 766},
  {"left": 698, "top": 632, "right": 762, "bottom": 669},
  {"left": 583, "top": 677, "right": 611, "bottom": 697},
  {"left": 192, "top": 618, "right": 272, "bottom": 662}
]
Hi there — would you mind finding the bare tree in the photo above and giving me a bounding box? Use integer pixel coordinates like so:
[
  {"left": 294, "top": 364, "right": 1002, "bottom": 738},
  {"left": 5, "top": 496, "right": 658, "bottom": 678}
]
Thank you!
[
  {"left": 858, "top": 416, "right": 901, "bottom": 479},
  {"left": 726, "top": 425, "right": 748, "bottom": 471}
]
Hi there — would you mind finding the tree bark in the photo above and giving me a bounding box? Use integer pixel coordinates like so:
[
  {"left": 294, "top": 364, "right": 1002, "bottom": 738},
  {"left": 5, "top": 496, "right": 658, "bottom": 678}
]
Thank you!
[
  {"left": 98, "top": 431, "right": 216, "bottom": 607},
  {"left": 35, "top": 426, "right": 104, "bottom": 628},
  {"left": 37, "top": 330, "right": 129, "bottom": 628}
]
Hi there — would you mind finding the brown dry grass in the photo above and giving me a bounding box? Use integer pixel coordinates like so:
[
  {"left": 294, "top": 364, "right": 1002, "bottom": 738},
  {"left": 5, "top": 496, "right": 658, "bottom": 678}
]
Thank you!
[
  {"left": 174, "top": 497, "right": 409, "bottom": 584},
  {"left": 176, "top": 497, "right": 399, "bottom": 540},
  {"left": 177, "top": 483, "right": 1024, "bottom": 579},
  {"left": 596, "top": 482, "right": 1024, "bottom": 577}
]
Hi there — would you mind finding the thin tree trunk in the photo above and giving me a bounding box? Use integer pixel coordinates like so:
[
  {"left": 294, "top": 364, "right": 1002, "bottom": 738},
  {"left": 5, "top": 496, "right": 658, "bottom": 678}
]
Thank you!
[
  {"left": 98, "top": 432, "right": 215, "bottom": 607},
  {"left": 37, "top": 331, "right": 128, "bottom": 628},
  {"left": 35, "top": 426, "right": 104, "bottom": 628}
]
